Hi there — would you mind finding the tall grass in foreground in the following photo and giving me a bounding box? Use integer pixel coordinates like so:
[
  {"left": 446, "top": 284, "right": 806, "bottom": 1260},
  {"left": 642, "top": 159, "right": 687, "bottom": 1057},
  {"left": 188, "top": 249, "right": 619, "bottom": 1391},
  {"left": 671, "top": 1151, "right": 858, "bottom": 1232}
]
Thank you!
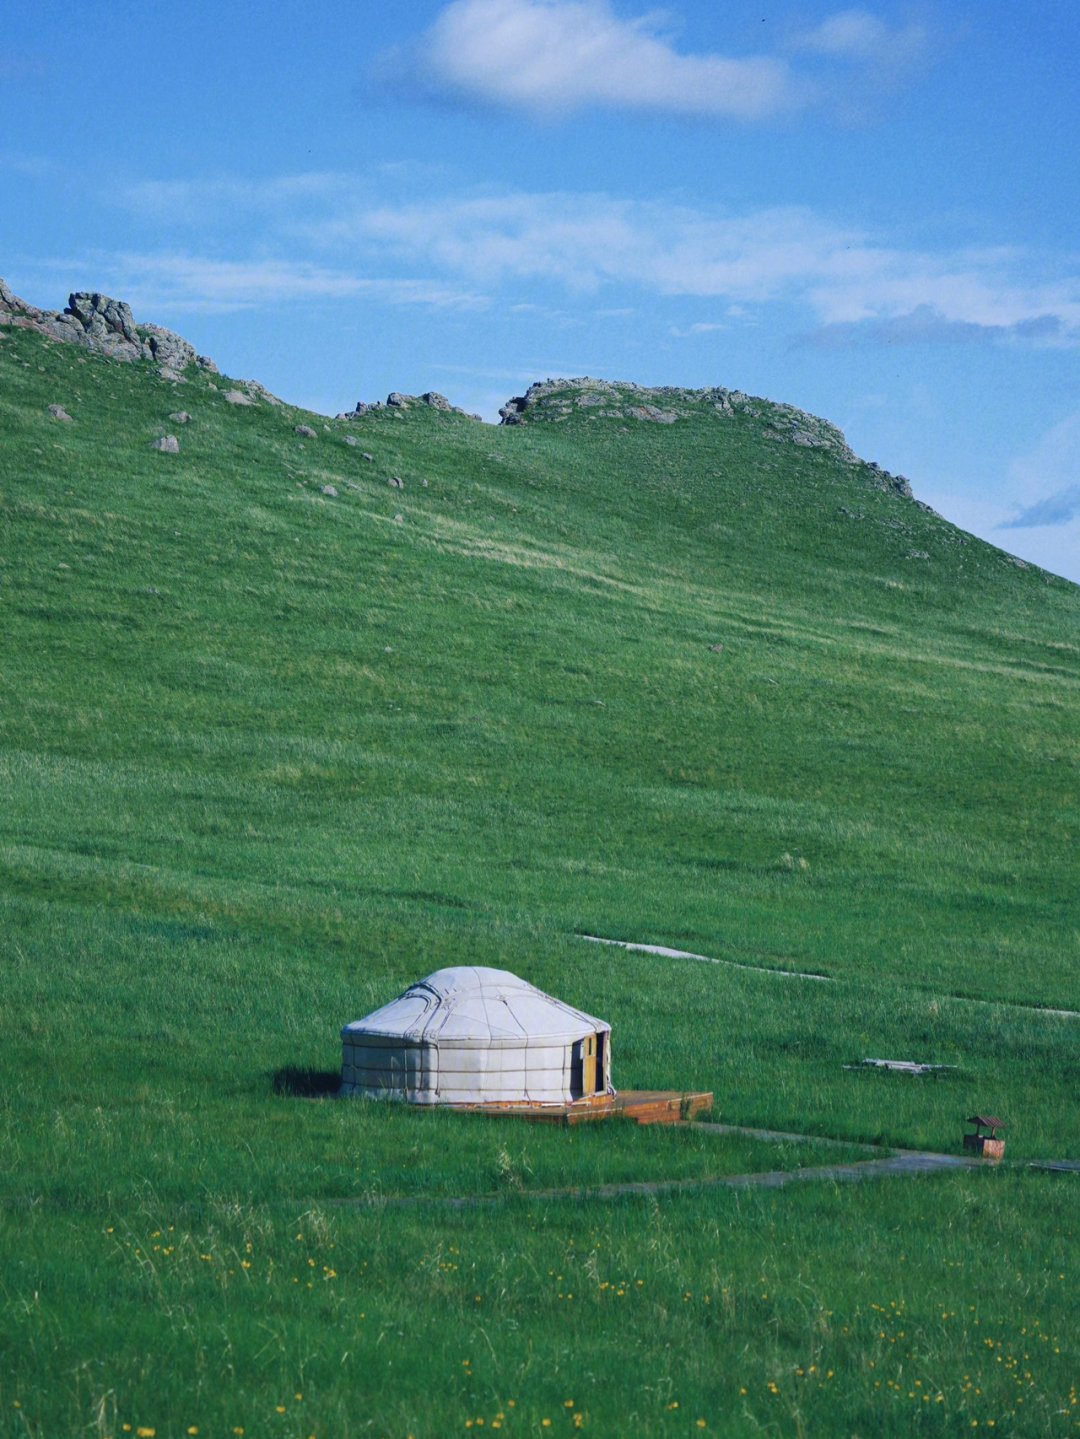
[{"left": 2, "top": 1173, "right": 1077, "bottom": 1437}]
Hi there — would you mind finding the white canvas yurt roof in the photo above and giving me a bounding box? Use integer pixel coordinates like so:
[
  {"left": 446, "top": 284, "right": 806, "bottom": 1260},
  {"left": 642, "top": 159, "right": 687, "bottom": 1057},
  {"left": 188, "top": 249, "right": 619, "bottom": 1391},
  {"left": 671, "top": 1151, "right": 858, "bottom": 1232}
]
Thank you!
[{"left": 340, "top": 966, "right": 612, "bottom": 1106}]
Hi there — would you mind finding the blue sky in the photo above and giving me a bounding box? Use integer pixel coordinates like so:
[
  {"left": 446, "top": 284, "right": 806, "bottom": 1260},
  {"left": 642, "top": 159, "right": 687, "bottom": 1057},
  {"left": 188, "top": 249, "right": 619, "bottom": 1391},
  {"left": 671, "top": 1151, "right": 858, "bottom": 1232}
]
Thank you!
[{"left": 3, "top": 0, "right": 1079, "bottom": 578}]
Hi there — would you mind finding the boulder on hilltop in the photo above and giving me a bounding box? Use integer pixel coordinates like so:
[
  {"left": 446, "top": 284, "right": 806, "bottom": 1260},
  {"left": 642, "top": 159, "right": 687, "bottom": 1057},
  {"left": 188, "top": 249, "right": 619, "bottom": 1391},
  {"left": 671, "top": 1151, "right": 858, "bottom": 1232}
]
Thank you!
[
  {"left": 0, "top": 278, "right": 217, "bottom": 374},
  {"left": 336, "top": 391, "right": 482, "bottom": 421}
]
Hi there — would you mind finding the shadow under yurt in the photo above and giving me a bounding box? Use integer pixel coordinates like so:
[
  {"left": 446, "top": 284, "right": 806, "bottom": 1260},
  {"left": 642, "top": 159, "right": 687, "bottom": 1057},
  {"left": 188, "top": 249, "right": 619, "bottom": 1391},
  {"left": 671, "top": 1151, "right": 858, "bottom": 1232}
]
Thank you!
[{"left": 340, "top": 966, "right": 712, "bottom": 1125}]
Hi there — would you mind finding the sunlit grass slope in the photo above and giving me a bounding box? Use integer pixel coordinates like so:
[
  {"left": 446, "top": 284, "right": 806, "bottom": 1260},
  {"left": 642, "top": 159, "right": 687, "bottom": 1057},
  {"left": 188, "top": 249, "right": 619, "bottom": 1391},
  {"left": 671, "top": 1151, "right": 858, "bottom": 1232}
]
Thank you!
[{"left": 1, "top": 322, "right": 1078, "bottom": 1437}]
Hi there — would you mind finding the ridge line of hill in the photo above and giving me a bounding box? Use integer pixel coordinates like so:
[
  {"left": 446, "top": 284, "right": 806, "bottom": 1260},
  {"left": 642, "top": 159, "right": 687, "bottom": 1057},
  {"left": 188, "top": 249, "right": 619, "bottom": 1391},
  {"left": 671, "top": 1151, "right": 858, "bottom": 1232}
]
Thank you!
[{"left": 0, "top": 275, "right": 1052, "bottom": 563}]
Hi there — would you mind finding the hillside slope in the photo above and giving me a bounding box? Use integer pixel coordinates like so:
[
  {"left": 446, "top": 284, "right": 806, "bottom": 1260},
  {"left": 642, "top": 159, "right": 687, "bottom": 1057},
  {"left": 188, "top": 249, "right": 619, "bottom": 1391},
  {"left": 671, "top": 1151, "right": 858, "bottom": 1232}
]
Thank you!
[
  {"left": 4, "top": 286, "right": 1080, "bottom": 1438},
  {"left": 2, "top": 293, "right": 1076, "bottom": 1000}
]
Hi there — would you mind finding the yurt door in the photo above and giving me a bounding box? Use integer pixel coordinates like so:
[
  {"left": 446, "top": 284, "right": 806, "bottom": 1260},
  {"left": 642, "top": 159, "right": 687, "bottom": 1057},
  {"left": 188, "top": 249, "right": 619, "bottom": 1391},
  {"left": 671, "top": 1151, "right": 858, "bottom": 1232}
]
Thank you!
[{"left": 582, "top": 1034, "right": 597, "bottom": 1095}]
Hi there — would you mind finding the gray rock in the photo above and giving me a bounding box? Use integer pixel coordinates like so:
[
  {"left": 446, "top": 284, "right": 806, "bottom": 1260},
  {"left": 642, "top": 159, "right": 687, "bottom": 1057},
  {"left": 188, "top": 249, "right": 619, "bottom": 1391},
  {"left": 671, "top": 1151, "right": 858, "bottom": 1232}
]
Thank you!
[
  {"left": 143, "top": 324, "right": 196, "bottom": 373},
  {"left": 238, "top": 378, "right": 284, "bottom": 406},
  {"left": 82, "top": 311, "right": 110, "bottom": 342},
  {"left": 386, "top": 392, "right": 413, "bottom": 407},
  {"left": 389, "top": 476, "right": 404, "bottom": 488},
  {"left": 343, "top": 435, "right": 358, "bottom": 446},
  {"left": 152, "top": 435, "right": 180, "bottom": 453},
  {"left": 196, "top": 355, "right": 218, "bottom": 372},
  {"left": 168, "top": 411, "right": 191, "bottom": 424},
  {"left": 421, "top": 391, "right": 451, "bottom": 409},
  {"left": 321, "top": 484, "right": 338, "bottom": 497},
  {"left": 224, "top": 389, "right": 255, "bottom": 406},
  {"left": 68, "top": 292, "right": 141, "bottom": 345},
  {"left": 48, "top": 404, "right": 74, "bottom": 421},
  {"left": 295, "top": 425, "right": 318, "bottom": 439},
  {"left": 362, "top": 452, "right": 373, "bottom": 461},
  {"left": 44, "top": 314, "right": 89, "bottom": 343},
  {"left": 628, "top": 405, "right": 677, "bottom": 424}
]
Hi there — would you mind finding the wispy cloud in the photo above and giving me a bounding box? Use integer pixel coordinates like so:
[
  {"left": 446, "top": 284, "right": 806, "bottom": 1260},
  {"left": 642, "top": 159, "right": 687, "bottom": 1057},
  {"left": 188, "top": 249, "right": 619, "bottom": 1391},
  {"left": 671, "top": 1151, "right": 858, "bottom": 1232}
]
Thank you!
[
  {"left": 1000, "top": 410, "right": 1080, "bottom": 529},
  {"left": 95, "top": 173, "right": 1080, "bottom": 343},
  {"left": 670, "top": 321, "right": 727, "bottom": 337},
  {"left": 791, "top": 7, "right": 937, "bottom": 90},
  {"left": 798, "top": 304, "right": 1069, "bottom": 348},
  {"left": 16, "top": 251, "right": 487, "bottom": 314},
  {"left": 1004, "top": 487, "right": 1080, "bottom": 528},
  {"left": 381, "top": 0, "right": 799, "bottom": 121},
  {"left": 299, "top": 190, "right": 1080, "bottom": 339}
]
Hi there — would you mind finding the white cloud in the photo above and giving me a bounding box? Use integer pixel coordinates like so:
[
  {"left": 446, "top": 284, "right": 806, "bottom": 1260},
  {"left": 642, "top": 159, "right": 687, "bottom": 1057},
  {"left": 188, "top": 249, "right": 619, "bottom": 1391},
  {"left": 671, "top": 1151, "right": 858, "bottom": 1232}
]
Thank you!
[
  {"left": 793, "top": 8, "right": 931, "bottom": 71},
  {"left": 919, "top": 489, "right": 1080, "bottom": 585},
  {"left": 98, "top": 173, "right": 1080, "bottom": 343},
  {"left": 799, "top": 304, "right": 1072, "bottom": 348},
  {"left": 391, "top": 0, "right": 800, "bottom": 120},
  {"left": 382, "top": 0, "right": 947, "bottom": 122},
  {"left": 1002, "top": 410, "right": 1080, "bottom": 530},
  {"left": 921, "top": 412, "right": 1080, "bottom": 583},
  {"left": 305, "top": 189, "right": 1080, "bottom": 339},
  {"left": 17, "top": 250, "right": 487, "bottom": 314},
  {"left": 670, "top": 321, "right": 727, "bottom": 336}
]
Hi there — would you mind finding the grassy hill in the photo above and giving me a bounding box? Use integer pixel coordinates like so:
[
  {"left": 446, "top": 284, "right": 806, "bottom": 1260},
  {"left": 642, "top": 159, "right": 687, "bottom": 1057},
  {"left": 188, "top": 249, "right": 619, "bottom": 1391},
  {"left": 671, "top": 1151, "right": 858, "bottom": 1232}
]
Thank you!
[{"left": 1, "top": 311, "right": 1078, "bottom": 1437}]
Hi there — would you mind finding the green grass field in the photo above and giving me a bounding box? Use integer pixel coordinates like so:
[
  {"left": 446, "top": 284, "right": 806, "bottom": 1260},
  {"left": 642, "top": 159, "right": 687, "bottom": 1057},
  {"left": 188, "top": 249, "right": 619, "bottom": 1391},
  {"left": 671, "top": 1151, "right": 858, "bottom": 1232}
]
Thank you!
[{"left": 1, "top": 319, "right": 1078, "bottom": 1436}]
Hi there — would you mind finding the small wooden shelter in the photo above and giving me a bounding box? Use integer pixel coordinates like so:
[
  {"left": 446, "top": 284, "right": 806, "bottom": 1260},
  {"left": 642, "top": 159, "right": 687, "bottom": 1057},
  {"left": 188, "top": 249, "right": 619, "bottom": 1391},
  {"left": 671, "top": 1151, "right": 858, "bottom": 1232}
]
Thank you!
[{"left": 963, "top": 1115, "right": 1005, "bottom": 1159}]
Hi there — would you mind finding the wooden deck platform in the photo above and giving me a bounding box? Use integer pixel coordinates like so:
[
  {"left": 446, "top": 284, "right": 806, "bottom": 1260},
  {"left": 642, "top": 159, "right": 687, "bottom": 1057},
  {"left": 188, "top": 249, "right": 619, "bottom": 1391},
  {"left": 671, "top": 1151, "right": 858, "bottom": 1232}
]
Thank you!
[{"left": 463, "top": 1090, "right": 713, "bottom": 1126}]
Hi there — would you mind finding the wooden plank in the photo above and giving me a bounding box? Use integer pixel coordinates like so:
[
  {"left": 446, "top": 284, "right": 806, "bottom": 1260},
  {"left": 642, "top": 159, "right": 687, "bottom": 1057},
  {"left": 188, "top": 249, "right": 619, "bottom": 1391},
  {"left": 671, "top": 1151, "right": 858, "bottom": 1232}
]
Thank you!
[{"left": 457, "top": 1090, "right": 713, "bottom": 1126}]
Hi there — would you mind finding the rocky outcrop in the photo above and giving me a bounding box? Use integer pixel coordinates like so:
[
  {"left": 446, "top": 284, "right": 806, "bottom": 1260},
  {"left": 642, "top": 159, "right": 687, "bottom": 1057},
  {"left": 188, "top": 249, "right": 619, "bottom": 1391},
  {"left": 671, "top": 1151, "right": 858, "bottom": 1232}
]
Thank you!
[
  {"left": 499, "top": 376, "right": 707, "bottom": 424},
  {"left": 497, "top": 378, "right": 853, "bottom": 458},
  {"left": 0, "top": 278, "right": 217, "bottom": 374},
  {"left": 142, "top": 322, "right": 198, "bottom": 375},
  {"left": 865, "top": 461, "right": 914, "bottom": 499},
  {"left": 495, "top": 375, "right": 943, "bottom": 511},
  {"left": 336, "top": 391, "right": 482, "bottom": 421},
  {"left": 236, "top": 378, "right": 283, "bottom": 406}
]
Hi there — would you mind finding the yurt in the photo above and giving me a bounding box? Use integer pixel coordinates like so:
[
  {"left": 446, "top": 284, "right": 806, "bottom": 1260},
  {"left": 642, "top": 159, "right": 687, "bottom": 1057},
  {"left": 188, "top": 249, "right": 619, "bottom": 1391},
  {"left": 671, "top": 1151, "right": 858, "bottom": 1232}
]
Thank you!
[{"left": 339, "top": 966, "right": 613, "bottom": 1107}]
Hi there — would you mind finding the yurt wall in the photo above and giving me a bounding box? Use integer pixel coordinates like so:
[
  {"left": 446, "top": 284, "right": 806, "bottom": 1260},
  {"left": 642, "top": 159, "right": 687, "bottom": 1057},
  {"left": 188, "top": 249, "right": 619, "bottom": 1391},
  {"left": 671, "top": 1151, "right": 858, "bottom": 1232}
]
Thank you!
[{"left": 340, "top": 967, "right": 614, "bottom": 1107}]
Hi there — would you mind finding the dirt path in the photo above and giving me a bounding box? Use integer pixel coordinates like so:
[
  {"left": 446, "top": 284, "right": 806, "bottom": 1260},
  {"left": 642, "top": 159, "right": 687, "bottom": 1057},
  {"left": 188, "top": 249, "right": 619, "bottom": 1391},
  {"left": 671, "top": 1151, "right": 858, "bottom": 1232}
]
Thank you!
[
  {"left": 332, "top": 1144, "right": 986, "bottom": 1211},
  {"left": 324, "top": 1122, "right": 1077, "bottom": 1212}
]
